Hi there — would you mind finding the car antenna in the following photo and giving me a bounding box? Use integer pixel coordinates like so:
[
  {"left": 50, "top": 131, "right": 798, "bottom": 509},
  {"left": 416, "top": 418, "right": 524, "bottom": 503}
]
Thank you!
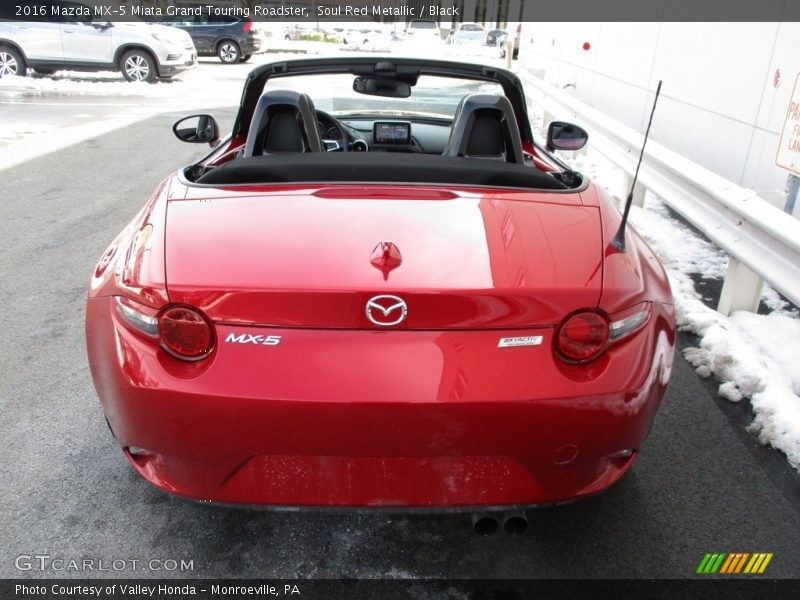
[{"left": 611, "top": 80, "right": 662, "bottom": 252}]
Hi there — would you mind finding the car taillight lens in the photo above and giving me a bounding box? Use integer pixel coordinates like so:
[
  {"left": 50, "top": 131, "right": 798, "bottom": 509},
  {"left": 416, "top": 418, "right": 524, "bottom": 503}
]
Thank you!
[
  {"left": 159, "top": 306, "right": 214, "bottom": 360},
  {"left": 242, "top": 21, "right": 253, "bottom": 33},
  {"left": 609, "top": 303, "right": 650, "bottom": 341},
  {"left": 114, "top": 298, "right": 215, "bottom": 361},
  {"left": 554, "top": 304, "right": 651, "bottom": 364},
  {"left": 114, "top": 296, "right": 159, "bottom": 338},
  {"left": 555, "top": 310, "right": 609, "bottom": 363}
]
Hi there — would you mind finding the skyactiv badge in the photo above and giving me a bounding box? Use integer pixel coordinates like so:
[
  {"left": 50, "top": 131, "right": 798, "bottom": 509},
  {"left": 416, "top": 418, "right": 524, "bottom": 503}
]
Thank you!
[{"left": 498, "top": 336, "right": 544, "bottom": 348}]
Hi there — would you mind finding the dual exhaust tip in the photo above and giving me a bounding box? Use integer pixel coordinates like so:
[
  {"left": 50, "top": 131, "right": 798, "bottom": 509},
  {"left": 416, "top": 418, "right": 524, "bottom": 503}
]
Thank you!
[{"left": 471, "top": 510, "right": 528, "bottom": 535}]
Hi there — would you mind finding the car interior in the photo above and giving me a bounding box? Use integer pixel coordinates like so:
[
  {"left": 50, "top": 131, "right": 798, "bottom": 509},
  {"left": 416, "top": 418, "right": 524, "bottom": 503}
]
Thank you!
[
  {"left": 181, "top": 60, "right": 586, "bottom": 191},
  {"left": 195, "top": 89, "right": 567, "bottom": 190}
]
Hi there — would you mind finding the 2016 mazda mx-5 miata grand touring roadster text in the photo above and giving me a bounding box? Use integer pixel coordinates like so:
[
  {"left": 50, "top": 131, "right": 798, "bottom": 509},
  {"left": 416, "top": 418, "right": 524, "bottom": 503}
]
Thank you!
[{"left": 86, "top": 57, "right": 675, "bottom": 508}]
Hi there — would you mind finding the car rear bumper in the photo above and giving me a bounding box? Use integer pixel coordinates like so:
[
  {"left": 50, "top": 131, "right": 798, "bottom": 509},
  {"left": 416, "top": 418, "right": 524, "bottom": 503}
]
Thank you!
[
  {"left": 240, "top": 38, "right": 263, "bottom": 54},
  {"left": 87, "top": 296, "right": 674, "bottom": 508}
]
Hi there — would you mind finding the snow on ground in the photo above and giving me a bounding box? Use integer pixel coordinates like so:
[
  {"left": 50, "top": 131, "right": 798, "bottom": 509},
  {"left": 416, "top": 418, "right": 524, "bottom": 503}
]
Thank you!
[
  {"left": 0, "top": 121, "right": 52, "bottom": 143},
  {"left": 0, "top": 71, "right": 193, "bottom": 98},
  {"left": 544, "top": 116, "right": 800, "bottom": 471}
]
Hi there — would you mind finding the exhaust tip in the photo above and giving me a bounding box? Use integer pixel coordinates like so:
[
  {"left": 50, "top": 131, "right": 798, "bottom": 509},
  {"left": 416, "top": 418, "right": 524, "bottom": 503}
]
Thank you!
[
  {"left": 472, "top": 515, "right": 499, "bottom": 535},
  {"left": 503, "top": 515, "right": 528, "bottom": 535}
]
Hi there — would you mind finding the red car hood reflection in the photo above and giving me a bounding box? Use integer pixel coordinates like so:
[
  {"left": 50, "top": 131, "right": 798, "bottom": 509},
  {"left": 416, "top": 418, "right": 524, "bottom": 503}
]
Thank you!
[{"left": 165, "top": 186, "right": 603, "bottom": 329}]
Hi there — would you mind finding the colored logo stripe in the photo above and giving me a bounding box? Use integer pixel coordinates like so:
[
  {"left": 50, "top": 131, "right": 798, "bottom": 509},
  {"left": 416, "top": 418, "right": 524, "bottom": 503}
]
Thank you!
[
  {"left": 744, "top": 553, "right": 773, "bottom": 574},
  {"left": 720, "top": 553, "right": 748, "bottom": 573},
  {"left": 697, "top": 553, "right": 773, "bottom": 574},
  {"left": 697, "top": 553, "right": 726, "bottom": 574}
]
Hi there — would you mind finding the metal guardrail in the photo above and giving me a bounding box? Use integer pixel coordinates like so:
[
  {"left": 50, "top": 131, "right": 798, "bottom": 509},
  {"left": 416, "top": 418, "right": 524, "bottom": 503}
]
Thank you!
[{"left": 520, "top": 70, "right": 800, "bottom": 315}]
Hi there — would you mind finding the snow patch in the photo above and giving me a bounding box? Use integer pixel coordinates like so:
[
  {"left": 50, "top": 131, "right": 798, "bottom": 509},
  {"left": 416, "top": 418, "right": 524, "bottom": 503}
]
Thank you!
[
  {"left": 683, "top": 311, "right": 800, "bottom": 466},
  {"left": 0, "top": 72, "right": 183, "bottom": 98},
  {"left": 0, "top": 121, "right": 52, "bottom": 142}
]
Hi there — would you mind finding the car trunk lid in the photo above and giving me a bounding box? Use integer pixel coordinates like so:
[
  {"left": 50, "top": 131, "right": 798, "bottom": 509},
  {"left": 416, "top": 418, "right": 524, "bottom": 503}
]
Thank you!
[{"left": 165, "top": 187, "right": 602, "bottom": 329}]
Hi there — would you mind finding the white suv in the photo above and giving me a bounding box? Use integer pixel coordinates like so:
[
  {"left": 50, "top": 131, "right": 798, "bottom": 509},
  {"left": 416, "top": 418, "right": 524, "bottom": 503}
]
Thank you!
[{"left": 0, "top": 1, "right": 196, "bottom": 82}]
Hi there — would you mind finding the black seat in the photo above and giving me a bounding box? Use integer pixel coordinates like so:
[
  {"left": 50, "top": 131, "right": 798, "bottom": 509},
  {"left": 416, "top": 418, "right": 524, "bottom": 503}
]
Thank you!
[
  {"left": 243, "top": 90, "right": 323, "bottom": 157},
  {"left": 443, "top": 93, "right": 525, "bottom": 164}
]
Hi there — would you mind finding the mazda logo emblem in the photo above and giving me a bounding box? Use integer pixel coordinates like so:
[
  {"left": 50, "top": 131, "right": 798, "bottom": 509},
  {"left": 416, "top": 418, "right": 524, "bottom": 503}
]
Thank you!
[{"left": 365, "top": 295, "right": 407, "bottom": 327}]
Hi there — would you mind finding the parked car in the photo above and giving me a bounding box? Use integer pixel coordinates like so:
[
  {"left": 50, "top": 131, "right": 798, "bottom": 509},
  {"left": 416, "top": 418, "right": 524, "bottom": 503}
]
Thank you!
[
  {"left": 323, "top": 26, "right": 349, "bottom": 43},
  {"left": 0, "top": 1, "right": 196, "bottom": 81},
  {"left": 86, "top": 57, "right": 676, "bottom": 513},
  {"left": 450, "top": 22, "right": 486, "bottom": 46},
  {"left": 342, "top": 27, "right": 390, "bottom": 50},
  {"left": 485, "top": 28, "right": 506, "bottom": 46},
  {"left": 404, "top": 19, "right": 442, "bottom": 43},
  {"left": 160, "top": 12, "right": 265, "bottom": 64},
  {"left": 283, "top": 23, "right": 313, "bottom": 41}
]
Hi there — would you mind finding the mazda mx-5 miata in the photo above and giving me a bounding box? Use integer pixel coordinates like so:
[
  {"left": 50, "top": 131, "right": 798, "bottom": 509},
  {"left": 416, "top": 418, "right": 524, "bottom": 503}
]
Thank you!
[{"left": 86, "top": 57, "right": 675, "bottom": 509}]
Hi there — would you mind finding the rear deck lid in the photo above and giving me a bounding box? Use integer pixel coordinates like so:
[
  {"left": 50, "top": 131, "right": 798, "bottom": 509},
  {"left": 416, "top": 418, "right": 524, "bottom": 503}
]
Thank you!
[{"left": 165, "top": 187, "right": 602, "bottom": 329}]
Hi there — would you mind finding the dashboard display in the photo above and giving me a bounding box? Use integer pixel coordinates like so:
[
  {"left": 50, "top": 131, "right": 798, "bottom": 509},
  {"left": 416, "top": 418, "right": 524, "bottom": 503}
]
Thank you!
[{"left": 373, "top": 121, "right": 411, "bottom": 145}]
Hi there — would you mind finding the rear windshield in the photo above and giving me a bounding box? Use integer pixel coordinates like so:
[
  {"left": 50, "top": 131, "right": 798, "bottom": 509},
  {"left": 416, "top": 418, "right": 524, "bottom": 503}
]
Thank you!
[
  {"left": 409, "top": 21, "right": 438, "bottom": 29},
  {"left": 461, "top": 24, "right": 484, "bottom": 31}
]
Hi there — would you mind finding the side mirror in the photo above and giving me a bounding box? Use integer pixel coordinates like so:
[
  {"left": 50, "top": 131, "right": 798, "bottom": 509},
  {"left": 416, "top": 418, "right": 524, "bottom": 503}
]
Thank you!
[
  {"left": 173, "top": 114, "right": 220, "bottom": 146},
  {"left": 546, "top": 121, "right": 588, "bottom": 152}
]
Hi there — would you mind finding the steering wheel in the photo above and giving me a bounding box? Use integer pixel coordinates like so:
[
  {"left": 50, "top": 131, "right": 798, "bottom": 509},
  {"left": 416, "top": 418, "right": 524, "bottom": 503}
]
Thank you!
[{"left": 316, "top": 110, "right": 348, "bottom": 152}]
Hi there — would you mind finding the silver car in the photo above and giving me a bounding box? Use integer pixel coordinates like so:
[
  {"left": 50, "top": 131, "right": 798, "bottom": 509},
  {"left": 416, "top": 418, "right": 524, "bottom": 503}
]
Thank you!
[{"left": 0, "top": 1, "right": 196, "bottom": 82}]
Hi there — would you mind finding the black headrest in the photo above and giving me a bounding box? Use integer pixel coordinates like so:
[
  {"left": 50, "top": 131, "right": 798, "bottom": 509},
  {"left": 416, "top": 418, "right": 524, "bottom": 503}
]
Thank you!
[
  {"left": 265, "top": 109, "right": 304, "bottom": 153},
  {"left": 443, "top": 93, "right": 525, "bottom": 164},
  {"left": 244, "top": 90, "right": 323, "bottom": 157},
  {"left": 466, "top": 115, "right": 505, "bottom": 157}
]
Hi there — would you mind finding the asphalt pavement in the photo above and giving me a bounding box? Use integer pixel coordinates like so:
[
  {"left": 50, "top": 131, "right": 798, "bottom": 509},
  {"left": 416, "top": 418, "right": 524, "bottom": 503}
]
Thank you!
[{"left": 1, "top": 109, "right": 799, "bottom": 580}]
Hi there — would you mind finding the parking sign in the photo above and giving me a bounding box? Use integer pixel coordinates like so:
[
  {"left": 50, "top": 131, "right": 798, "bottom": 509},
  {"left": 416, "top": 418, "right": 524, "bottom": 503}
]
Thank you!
[{"left": 776, "top": 73, "right": 800, "bottom": 176}]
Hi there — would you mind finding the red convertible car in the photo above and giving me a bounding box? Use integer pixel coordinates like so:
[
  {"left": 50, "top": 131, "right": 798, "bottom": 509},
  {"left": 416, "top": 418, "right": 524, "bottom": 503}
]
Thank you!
[{"left": 86, "top": 57, "right": 675, "bottom": 518}]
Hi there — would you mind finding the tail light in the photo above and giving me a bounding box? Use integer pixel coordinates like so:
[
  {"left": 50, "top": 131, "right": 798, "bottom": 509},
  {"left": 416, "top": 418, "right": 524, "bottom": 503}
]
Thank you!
[
  {"left": 555, "top": 310, "right": 609, "bottom": 363},
  {"left": 242, "top": 21, "right": 254, "bottom": 33},
  {"left": 114, "top": 296, "right": 159, "bottom": 338},
  {"left": 609, "top": 304, "right": 650, "bottom": 341},
  {"left": 114, "top": 297, "right": 214, "bottom": 361},
  {"left": 159, "top": 306, "right": 214, "bottom": 360},
  {"left": 555, "top": 304, "right": 650, "bottom": 364}
]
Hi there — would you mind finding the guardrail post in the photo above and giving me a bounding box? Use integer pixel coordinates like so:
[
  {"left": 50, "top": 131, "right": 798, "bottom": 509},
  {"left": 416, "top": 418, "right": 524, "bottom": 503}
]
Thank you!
[
  {"left": 718, "top": 258, "right": 764, "bottom": 316},
  {"left": 785, "top": 174, "right": 799, "bottom": 215},
  {"left": 621, "top": 173, "right": 647, "bottom": 206}
]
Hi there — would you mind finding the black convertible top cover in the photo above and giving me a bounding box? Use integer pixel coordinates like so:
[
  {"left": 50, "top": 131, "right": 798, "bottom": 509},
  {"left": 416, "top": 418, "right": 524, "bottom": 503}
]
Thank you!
[{"left": 195, "top": 153, "right": 567, "bottom": 190}]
